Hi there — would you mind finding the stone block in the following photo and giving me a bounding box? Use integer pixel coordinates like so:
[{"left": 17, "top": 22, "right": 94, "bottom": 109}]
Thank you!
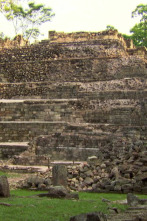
[
  {"left": 70, "top": 212, "right": 107, "bottom": 221},
  {"left": 0, "top": 176, "right": 10, "bottom": 197},
  {"left": 84, "top": 177, "right": 94, "bottom": 185},
  {"left": 52, "top": 164, "right": 67, "bottom": 187}
]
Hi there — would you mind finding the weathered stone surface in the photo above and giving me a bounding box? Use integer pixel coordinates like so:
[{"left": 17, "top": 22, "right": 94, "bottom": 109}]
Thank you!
[
  {"left": 0, "top": 35, "right": 28, "bottom": 49},
  {"left": 135, "top": 172, "right": 147, "bottom": 181},
  {"left": 52, "top": 164, "right": 67, "bottom": 187},
  {"left": 27, "top": 175, "right": 44, "bottom": 187},
  {"left": 47, "top": 186, "right": 69, "bottom": 198},
  {"left": 21, "top": 175, "right": 51, "bottom": 189},
  {"left": 126, "top": 193, "right": 147, "bottom": 206},
  {"left": 127, "top": 193, "right": 140, "bottom": 206},
  {"left": 85, "top": 170, "right": 93, "bottom": 177},
  {"left": 87, "top": 156, "right": 99, "bottom": 165},
  {"left": 0, "top": 30, "right": 146, "bottom": 194},
  {"left": 70, "top": 212, "right": 107, "bottom": 221},
  {"left": 0, "top": 176, "right": 10, "bottom": 197},
  {"left": 38, "top": 185, "right": 79, "bottom": 199},
  {"left": 84, "top": 177, "right": 94, "bottom": 185}
]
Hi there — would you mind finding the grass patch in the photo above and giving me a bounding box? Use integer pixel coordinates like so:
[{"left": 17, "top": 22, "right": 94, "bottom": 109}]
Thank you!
[
  {"left": 0, "top": 171, "right": 22, "bottom": 178},
  {"left": 0, "top": 190, "right": 147, "bottom": 221},
  {"left": 0, "top": 190, "right": 128, "bottom": 221}
]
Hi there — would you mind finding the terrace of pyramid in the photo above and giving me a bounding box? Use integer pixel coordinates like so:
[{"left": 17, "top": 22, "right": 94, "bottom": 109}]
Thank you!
[{"left": 0, "top": 30, "right": 146, "bottom": 166}]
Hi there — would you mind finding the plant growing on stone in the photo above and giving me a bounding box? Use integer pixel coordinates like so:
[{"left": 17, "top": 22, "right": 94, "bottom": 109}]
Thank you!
[{"left": 106, "top": 25, "right": 116, "bottom": 30}]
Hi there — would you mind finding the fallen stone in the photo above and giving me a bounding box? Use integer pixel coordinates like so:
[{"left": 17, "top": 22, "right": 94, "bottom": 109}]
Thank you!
[
  {"left": 70, "top": 212, "right": 107, "bottom": 221},
  {"left": 84, "top": 177, "right": 94, "bottom": 185},
  {"left": 48, "top": 185, "right": 69, "bottom": 198},
  {"left": 87, "top": 156, "right": 99, "bottom": 165},
  {"left": 85, "top": 170, "right": 93, "bottom": 177},
  {"left": 127, "top": 193, "right": 140, "bottom": 206},
  {"left": 27, "top": 175, "right": 44, "bottom": 187},
  {"left": 127, "top": 193, "right": 147, "bottom": 206},
  {"left": 38, "top": 185, "right": 79, "bottom": 199},
  {"left": 135, "top": 172, "right": 147, "bottom": 181},
  {"left": 66, "top": 192, "right": 79, "bottom": 200}
]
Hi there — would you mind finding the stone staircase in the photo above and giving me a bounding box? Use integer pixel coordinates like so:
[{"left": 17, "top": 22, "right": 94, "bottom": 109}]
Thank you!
[
  {"left": 0, "top": 30, "right": 146, "bottom": 164},
  {"left": 107, "top": 206, "right": 147, "bottom": 221},
  {"left": 0, "top": 142, "right": 29, "bottom": 159}
]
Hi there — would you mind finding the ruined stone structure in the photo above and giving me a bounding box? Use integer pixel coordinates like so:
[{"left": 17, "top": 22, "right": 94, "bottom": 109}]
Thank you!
[
  {"left": 0, "top": 35, "right": 28, "bottom": 49},
  {"left": 0, "top": 30, "right": 146, "bottom": 192}
]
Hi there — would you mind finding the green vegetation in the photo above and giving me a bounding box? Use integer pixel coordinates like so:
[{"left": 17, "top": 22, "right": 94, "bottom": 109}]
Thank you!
[
  {"left": 0, "top": 171, "right": 21, "bottom": 178},
  {"left": 106, "top": 4, "right": 147, "bottom": 47},
  {"left": 0, "top": 189, "right": 146, "bottom": 221},
  {"left": 106, "top": 25, "right": 116, "bottom": 30},
  {"left": 0, "top": 190, "right": 127, "bottom": 221},
  {"left": 0, "top": 1, "right": 146, "bottom": 46},
  {"left": 0, "top": 0, "right": 54, "bottom": 41},
  {"left": 130, "top": 4, "right": 147, "bottom": 47}
]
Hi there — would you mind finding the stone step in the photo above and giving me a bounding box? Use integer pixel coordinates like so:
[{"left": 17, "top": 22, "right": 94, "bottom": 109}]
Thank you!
[
  {"left": 107, "top": 206, "right": 147, "bottom": 221},
  {"left": 0, "top": 98, "right": 80, "bottom": 122},
  {"left": 108, "top": 217, "right": 133, "bottom": 221},
  {"left": 0, "top": 121, "right": 66, "bottom": 142},
  {"left": 0, "top": 98, "right": 79, "bottom": 102},
  {"left": 0, "top": 39, "right": 128, "bottom": 63},
  {"left": 36, "top": 146, "right": 103, "bottom": 161},
  {"left": 0, "top": 82, "right": 80, "bottom": 99},
  {"left": 0, "top": 121, "right": 146, "bottom": 142},
  {"left": 0, "top": 56, "right": 146, "bottom": 83},
  {"left": 0, "top": 77, "right": 146, "bottom": 99},
  {"left": 32, "top": 124, "right": 147, "bottom": 160},
  {"left": 0, "top": 87, "right": 146, "bottom": 100},
  {"left": 83, "top": 106, "right": 146, "bottom": 125},
  {"left": 78, "top": 90, "right": 147, "bottom": 100},
  {"left": 108, "top": 214, "right": 143, "bottom": 221},
  {"left": 0, "top": 142, "right": 29, "bottom": 159},
  {"left": 0, "top": 164, "right": 48, "bottom": 173},
  {"left": 0, "top": 98, "right": 145, "bottom": 125}
]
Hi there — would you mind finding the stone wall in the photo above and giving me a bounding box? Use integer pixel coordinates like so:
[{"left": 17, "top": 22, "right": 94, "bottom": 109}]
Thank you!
[
  {"left": 0, "top": 29, "right": 146, "bottom": 190},
  {"left": 127, "top": 47, "right": 147, "bottom": 59},
  {"left": 0, "top": 82, "right": 79, "bottom": 99},
  {"left": 0, "top": 35, "right": 28, "bottom": 49},
  {"left": 0, "top": 100, "right": 145, "bottom": 124},
  {"left": 0, "top": 39, "right": 132, "bottom": 83},
  {"left": 48, "top": 30, "right": 132, "bottom": 49},
  {"left": 33, "top": 124, "right": 147, "bottom": 161},
  {"left": 0, "top": 56, "right": 146, "bottom": 83},
  {"left": 0, "top": 142, "right": 28, "bottom": 159},
  {"left": 0, "top": 38, "right": 127, "bottom": 63},
  {"left": 0, "top": 33, "right": 146, "bottom": 84}
]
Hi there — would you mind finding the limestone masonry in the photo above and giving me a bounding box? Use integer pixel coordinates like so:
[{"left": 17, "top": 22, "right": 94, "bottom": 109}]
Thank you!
[{"left": 0, "top": 30, "right": 147, "bottom": 193}]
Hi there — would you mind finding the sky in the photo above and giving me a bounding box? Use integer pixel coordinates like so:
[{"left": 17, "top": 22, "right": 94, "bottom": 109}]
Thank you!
[{"left": 0, "top": 0, "right": 147, "bottom": 40}]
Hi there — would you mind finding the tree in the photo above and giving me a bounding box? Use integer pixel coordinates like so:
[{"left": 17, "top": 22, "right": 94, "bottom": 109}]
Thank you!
[
  {"left": 130, "top": 22, "right": 147, "bottom": 47},
  {"left": 132, "top": 4, "right": 147, "bottom": 23},
  {"left": 0, "top": 0, "right": 9, "bottom": 10},
  {"left": 130, "top": 4, "right": 147, "bottom": 47},
  {"left": 3, "top": 2, "right": 24, "bottom": 36},
  {"left": 1, "top": 1, "right": 54, "bottom": 40},
  {"left": 0, "top": 0, "right": 18, "bottom": 10}
]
